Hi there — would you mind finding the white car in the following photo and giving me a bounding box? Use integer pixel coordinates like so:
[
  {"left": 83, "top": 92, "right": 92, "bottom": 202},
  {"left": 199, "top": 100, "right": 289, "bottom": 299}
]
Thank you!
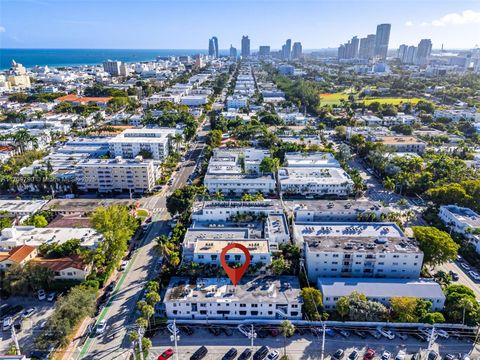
[
  {"left": 38, "top": 289, "right": 46, "bottom": 301},
  {"left": 460, "top": 263, "right": 471, "bottom": 270},
  {"left": 2, "top": 317, "right": 12, "bottom": 331},
  {"left": 436, "top": 329, "right": 449, "bottom": 339},
  {"left": 266, "top": 350, "right": 280, "bottom": 360},
  {"left": 469, "top": 271, "right": 480, "bottom": 281},
  {"left": 120, "top": 260, "right": 129, "bottom": 271},
  {"left": 395, "top": 351, "right": 406, "bottom": 360},
  {"left": 47, "top": 292, "right": 56, "bottom": 302},
  {"left": 381, "top": 351, "right": 392, "bottom": 360},
  {"left": 21, "top": 307, "right": 36, "bottom": 319},
  {"left": 167, "top": 323, "right": 180, "bottom": 335},
  {"left": 377, "top": 326, "right": 395, "bottom": 340},
  {"left": 96, "top": 320, "right": 107, "bottom": 335}
]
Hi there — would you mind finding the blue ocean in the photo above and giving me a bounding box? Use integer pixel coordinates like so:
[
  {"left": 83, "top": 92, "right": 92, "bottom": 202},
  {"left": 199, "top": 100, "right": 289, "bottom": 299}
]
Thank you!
[{"left": 0, "top": 48, "right": 228, "bottom": 70}]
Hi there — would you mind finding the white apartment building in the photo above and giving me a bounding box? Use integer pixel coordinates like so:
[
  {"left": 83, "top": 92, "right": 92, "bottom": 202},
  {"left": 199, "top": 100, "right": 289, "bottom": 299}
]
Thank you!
[
  {"left": 439, "top": 205, "right": 480, "bottom": 254},
  {"left": 164, "top": 276, "right": 302, "bottom": 320},
  {"left": 0, "top": 226, "right": 102, "bottom": 251},
  {"left": 75, "top": 156, "right": 156, "bottom": 193},
  {"left": 295, "top": 222, "right": 423, "bottom": 282},
  {"left": 279, "top": 152, "right": 353, "bottom": 198},
  {"left": 227, "top": 96, "right": 248, "bottom": 109},
  {"left": 193, "top": 240, "right": 271, "bottom": 266},
  {"left": 204, "top": 149, "right": 276, "bottom": 196},
  {"left": 279, "top": 167, "right": 353, "bottom": 198},
  {"left": 293, "top": 200, "right": 387, "bottom": 222},
  {"left": 434, "top": 109, "right": 480, "bottom": 122},
  {"left": 319, "top": 278, "right": 445, "bottom": 311},
  {"left": 108, "top": 128, "right": 176, "bottom": 161},
  {"left": 180, "top": 95, "right": 209, "bottom": 106}
]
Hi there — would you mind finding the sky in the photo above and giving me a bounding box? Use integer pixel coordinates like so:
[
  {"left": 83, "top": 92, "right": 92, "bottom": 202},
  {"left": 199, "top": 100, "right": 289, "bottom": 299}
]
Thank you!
[{"left": 1, "top": 0, "right": 480, "bottom": 50}]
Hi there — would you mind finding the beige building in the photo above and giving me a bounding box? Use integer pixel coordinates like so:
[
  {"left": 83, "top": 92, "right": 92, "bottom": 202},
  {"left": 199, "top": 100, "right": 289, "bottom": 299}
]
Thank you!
[
  {"left": 377, "top": 136, "right": 426, "bottom": 154},
  {"left": 75, "top": 156, "right": 156, "bottom": 193}
]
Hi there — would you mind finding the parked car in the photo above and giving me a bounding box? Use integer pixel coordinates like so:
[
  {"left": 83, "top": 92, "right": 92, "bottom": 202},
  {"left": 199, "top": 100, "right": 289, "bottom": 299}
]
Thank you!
[
  {"left": 180, "top": 326, "right": 193, "bottom": 335},
  {"left": 208, "top": 325, "right": 221, "bottom": 336},
  {"left": 348, "top": 351, "right": 359, "bottom": 360},
  {"left": 238, "top": 349, "right": 252, "bottom": 360},
  {"left": 222, "top": 348, "right": 238, "bottom": 360},
  {"left": 436, "top": 329, "right": 449, "bottom": 339},
  {"left": 381, "top": 351, "right": 392, "bottom": 360},
  {"left": 38, "top": 289, "right": 46, "bottom": 300},
  {"left": 96, "top": 320, "right": 107, "bottom": 335},
  {"left": 427, "top": 351, "right": 439, "bottom": 360},
  {"left": 222, "top": 327, "right": 234, "bottom": 336},
  {"left": 368, "top": 330, "right": 382, "bottom": 339},
  {"left": 167, "top": 323, "right": 180, "bottom": 335},
  {"left": 106, "top": 281, "right": 116, "bottom": 293},
  {"left": 468, "top": 271, "right": 480, "bottom": 281},
  {"left": 333, "top": 349, "right": 345, "bottom": 360},
  {"left": 396, "top": 332, "right": 408, "bottom": 341},
  {"left": 450, "top": 271, "right": 460, "bottom": 281},
  {"left": 395, "top": 351, "right": 406, "bottom": 360},
  {"left": 47, "top": 292, "right": 56, "bottom": 302},
  {"left": 3, "top": 316, "right": 12, "bottom": 331},
  {"left": 39, "top": 320, "right": 47, "bottom": 329},
  {"left": 364, "top": 348, "right": 375, "bottom": 360},
  {"left": 444, "top": 355, "right": 456, "bottom": 360},
  {"left": 190, "top": 346, "right": 208, "bottom": 360},
  {"left": 120, "top": 260, "right": 129, "bottom": 271},
  {"left": 377, "top": 327, "right": 395, "bottom": 339},
  {"left": 266, "top": 350, "right": 279, "bottom": 360},
  {"left": 157, "top": 348, "right": 175, "bottom": 360},
  {"left": 353, "top": 330, "right": 367, "bottom": 339},
  {"left": 21, "top": 307, "right": 36, "bottom": 319},
  {"left": 253, "top": 346, "right": 269, "bottom": 360},
  {"left": 460, "top": 263, "right": 471, "bottom": 270}
]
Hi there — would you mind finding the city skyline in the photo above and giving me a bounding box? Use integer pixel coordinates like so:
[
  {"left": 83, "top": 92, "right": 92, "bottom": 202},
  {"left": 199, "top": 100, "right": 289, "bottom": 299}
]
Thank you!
[{"left": 1, "top": 0, "right": 480, "bottom": 50}]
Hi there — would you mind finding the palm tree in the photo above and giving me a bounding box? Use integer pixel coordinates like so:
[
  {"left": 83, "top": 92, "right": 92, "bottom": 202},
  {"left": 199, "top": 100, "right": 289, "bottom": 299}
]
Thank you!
[
  {"left": 280, "top": 320, "right": 295, "bottom": 356},
  {"left": 383, "top": 177, "right": 396, "bottom": 192},
  {"left": 173, "top": 133, "right": 183, "bottom": 152}
]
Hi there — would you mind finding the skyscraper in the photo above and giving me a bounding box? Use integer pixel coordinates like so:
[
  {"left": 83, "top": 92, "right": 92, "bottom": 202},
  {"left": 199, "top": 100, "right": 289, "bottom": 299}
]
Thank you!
[
  {"left": 259, "top": 46, "right": 271, "bottom": 57},
  {"left": 338, "top": 37, "right": 359, "bottom": 60},
  {"left": 208, "top": 37, "right": 219, "bottom": 58},
  {"left": 241, "top": 36, "right": 250, "bottom": 57},
  {"left": 283, "top": 39, "right": 292, "bottom": 60},
  {"left": 374, "top": 23, "right": 391, "bottom": 60},
  {"left": 406, "top": 46, "right": 417, "bottom": 64},
  {"left": 397, "top": 45, "right": 408, "bottom": 62},
  {"left": 415, "top": 39, "right": 432, "bottom": 66},
  {"left": 292, "top": 42, "right": 302, "bottom": 59},
  {"left": 359, "top": 34, "right": 376, "bottom": 60},
  {"left": 103, "top": 60, "right": 122, "bottom": 76},
  {"left": 229, "top": 45, "right": 237, "bottom": 59}
]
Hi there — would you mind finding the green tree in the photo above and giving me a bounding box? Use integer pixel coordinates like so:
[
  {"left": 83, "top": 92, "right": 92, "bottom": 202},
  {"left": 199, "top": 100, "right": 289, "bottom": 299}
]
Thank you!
[
  {"left": 269, "top": 257, "right": 288, "bottom": 275},
  {"left": 412, "top": 226, "right": 459, "bottom": 266},
  {"left": 390, "top": 297, "right": 419, "bottom": 322},
  {"left": 336, "top": 296, "right": 350, "bottom": 319},
  {"left": 166, "top": 186, "right": 204, "bottom": 216},
  {"left": 300, "top": 287, "right": 323, "bottom": 321},
  {"left": 259, "top": 156, "right": 280, "bottom": 174},
  {"left": 206, "top": 129, "right": 223, "bottom": 148},
  {"left": 146, "top": 292, "right": 160, "bottom": 306}
]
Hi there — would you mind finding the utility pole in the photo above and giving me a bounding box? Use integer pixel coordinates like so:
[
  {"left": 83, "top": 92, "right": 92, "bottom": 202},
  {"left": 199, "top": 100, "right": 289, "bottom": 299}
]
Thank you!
[
  {"left": 320, "top": 323, "right": 326, "bottom": 360},
  {"left": 138, "top": 327, "right": 145, "bottom": 360},
  {"left": 250, "top": 324, "right": 255, "bottom": 350},
  {"left": 11, "top": 326, "right": 20, "bottom": 355},
  {"left": 427, "top": 326, "right": 436, "bottom": 352},
  {"left": 171, "top": 320, "right": 179, "bottom": 360}
]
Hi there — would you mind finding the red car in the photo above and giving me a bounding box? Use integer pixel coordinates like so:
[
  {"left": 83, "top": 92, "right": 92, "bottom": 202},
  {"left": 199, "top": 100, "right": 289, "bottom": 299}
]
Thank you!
[
  {"left": 158, "top": 348, "right": 175, "bottom": 360},
  {"left": 364, "top": 349, "right": 375, "bottom": 360}
]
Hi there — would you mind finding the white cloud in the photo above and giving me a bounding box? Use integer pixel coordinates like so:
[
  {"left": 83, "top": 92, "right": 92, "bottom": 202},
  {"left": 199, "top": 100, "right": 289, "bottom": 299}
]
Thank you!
[
  {"left": 404, "top": 20, "right": 414, "bottom": 27},
  {"left": 430, "top": 9, "right": 480, "bottom": 27},
  {"left": 0, "top": 26, "right": 6, "bottom": 33}
]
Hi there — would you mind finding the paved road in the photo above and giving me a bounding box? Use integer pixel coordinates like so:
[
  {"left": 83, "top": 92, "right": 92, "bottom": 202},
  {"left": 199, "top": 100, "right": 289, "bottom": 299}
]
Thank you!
[
  {"left": 149, "top": 327, "right": 478, "bottom": 360},
  {"left": 73, "top": 120, "right": 209, "bottom": 360},
  {"left": 436, "top": 260, "right": 480, "bottom": 300}
]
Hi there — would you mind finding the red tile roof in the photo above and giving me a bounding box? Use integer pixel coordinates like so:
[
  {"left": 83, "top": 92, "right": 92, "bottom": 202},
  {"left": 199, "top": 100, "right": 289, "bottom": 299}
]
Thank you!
[
  {"left": 31, "top": 255, "right": 87, "bottom": 272},
  {"left": 56, "top": 94, "right": 112, "bottom": 104},
  {"left": 6, "top": 245, "right": 37, "bottom": 264}
]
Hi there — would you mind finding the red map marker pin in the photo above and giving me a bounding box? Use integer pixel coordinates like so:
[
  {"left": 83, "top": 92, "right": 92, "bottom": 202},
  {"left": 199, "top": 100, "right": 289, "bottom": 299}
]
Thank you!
[{"left": 220, "top": 243, "right": 251, "bottom": 286}]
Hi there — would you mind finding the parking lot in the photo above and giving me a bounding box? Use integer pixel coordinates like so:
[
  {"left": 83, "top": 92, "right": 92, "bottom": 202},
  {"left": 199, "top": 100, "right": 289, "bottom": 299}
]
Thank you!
[
  {"left": 0, "top": 295, "right": 56, "bottom": 356},
  {"left": 149, "top": 325, "right": 479, "bottom": 360}
]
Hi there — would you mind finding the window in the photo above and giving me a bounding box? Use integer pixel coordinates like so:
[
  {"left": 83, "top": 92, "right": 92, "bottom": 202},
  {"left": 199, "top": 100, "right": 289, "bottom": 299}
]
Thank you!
[{"left": 251, "top": 311, "right": 258, "bottom": 316}]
